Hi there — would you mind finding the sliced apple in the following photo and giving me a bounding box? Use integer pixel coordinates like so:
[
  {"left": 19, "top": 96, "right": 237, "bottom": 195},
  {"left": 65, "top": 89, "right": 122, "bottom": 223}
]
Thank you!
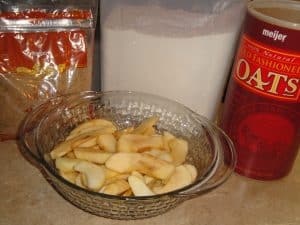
[
  {"left": 104, "top": 173, "right": 130, "bottom": 185},
  {"left": 143, "top": 175, "right": 155, "bottom": 185},
  {"left": 159, "top": 152, "right": 173, "bottom": 163},
  {"left": 117, "top": 134, "right": 163, "bottom": 152},
  {"left": 139, "top": 153, "right": 175, "bottom": 180},
  {"left": 67, "top": 119, "right": 117, "bottom": 138},
  {"left": 153, "top": 165, "right": 192, "bottom": 194},
  {"left": 128, "top": 175, "right": 154, "bottom": 196},
  {"left": 122, "top": 189, "right": 133, "bottom": 197},
  {"left": 105, "top": 152, "right": 133, "bottom": 173},
  {"left": 162, "top": 131, "right": 176, "bottom": 151},
  {"left": 73, "top": 148, "right": 112, "bottom": 164},
  {"left": 51, "top": 117, "right": 199, "bottom": 197},
  {"left": 50, "top": 140, "right": 73, "bottom": 159},
  {"left": 66, "top": 151, "right": 76, "bottom": 159},
  {"left": 131, "top": 171, "right": 144, "bottom": 181},
  {"left": 145, "top": 149, "right": 173, "bottom": 163},
  {"left": 55, "top": 157, "right": 83, "bottom": 172},
  {"left": 75, "top": 174, "right": 85, "bottom": 188},
  {"left": 113, "top": 127, "right": 134, "bottom": 140},
  {"left": 132, "top": 116, "right": 159, "bottom": 135},
  {"left": 105, "top": 152, "right": 175, "bottom": 180},
  {"left": 66, "top": 125, "right": 117, "bottom": 140},
  {"left": 51, "top": 129, "right": 112, "bottom": 159},
  {"left": 97, "top": 134, "right": 117, "bottom": 152},
  {"left": 184, "top": 164, "right": 197, "bottom": 182},
  {"left": 73, "top": 161, "right": 105, "bottom": 191},
  {"left": 59, "top": 171, "right": 78, "bottom": 184},
  {"left": 151, "top": 182, "right": 165, "bottom": 193},
  {"left": 142, "top": 126, "right": 156, "bottom": 136},
  {"left": 144, "top": 149, "right": 162, "bottom": 157},
  {"left": 104, "top": 167, "right": 122, "bottom": 180},
  {"left": 169, "top": 138, "right": 188, "bottom": 166},
  {"left": 100, "top": 179, "right": 130, "bottom": 195},
  {"left": 71, "top": 136, "right": 97, "bottom": 148}
]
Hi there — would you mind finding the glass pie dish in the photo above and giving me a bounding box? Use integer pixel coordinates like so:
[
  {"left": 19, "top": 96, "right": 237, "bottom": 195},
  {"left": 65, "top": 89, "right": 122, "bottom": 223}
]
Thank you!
[{"left": 18, "top": 91, "right": 236, "bottom": 220}]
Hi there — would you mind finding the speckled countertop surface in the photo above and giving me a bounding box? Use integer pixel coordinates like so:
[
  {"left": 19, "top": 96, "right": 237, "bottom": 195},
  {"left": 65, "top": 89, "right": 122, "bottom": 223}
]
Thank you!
[{"left": 1, "top": 140, "right": 300, "bottom": 225}]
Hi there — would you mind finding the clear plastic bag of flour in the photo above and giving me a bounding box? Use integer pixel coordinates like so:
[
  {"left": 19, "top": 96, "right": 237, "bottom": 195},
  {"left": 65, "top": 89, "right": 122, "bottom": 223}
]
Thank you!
[
  {"left": 100, "top": 0, "right": 246, "bottom": 121},
  {"left": 0, "top": 0, "right": 98, "bottom": 140}
]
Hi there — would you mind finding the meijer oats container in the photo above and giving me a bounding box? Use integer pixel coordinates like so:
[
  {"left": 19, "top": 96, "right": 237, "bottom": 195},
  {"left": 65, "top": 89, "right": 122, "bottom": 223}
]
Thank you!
[{"left": 221, "top": 0, "right": 300, "bottom": 180}]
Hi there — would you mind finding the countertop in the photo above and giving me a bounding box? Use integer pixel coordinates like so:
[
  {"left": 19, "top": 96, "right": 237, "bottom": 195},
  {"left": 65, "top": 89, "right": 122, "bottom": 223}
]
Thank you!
[{"left": 1, "top": 140, "right": 300, "bottom": 225}]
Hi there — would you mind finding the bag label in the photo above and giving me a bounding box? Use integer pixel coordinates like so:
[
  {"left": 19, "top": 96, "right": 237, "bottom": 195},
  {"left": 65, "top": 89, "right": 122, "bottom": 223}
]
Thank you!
[{"left": 0, "top": 10, "right": 90, "bottom": 75}]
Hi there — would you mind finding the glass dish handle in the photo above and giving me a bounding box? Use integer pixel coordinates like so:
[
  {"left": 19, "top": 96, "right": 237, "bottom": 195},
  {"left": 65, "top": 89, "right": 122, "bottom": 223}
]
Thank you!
[
  {"left": 18, "top": 91, "right": 98, "bottom": 167},
  {"left": 17, "top": 95, "right": 71, "bottom": 167}
]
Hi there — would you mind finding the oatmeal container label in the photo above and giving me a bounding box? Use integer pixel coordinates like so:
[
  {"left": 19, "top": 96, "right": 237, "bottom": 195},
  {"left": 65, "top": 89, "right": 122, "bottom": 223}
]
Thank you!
[
  {"left": 234, "top": 36, "right": 300, "bottom": 102},
  {"left": 221, "top": 4, "right": 300, "bottom": 180},
  {"left": 234, "top": 12, "right": 300, "bottom": 102}
]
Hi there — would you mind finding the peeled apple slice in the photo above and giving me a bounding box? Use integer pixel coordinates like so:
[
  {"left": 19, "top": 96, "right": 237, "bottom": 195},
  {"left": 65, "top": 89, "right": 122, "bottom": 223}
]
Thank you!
[
  {"left": 145, "top": 149, "right": 173, "bottom": 163},
  {"left": 131, "top": 171, "right": 145, "bottom": 181},
  {"left": 67, "top": 119, "right": 117, "bottom": 138},
  {"left": 117, "top": 134, "right": 163, "bottom": 152},
  {"left": 75, "top": 174, "right": 86, "bottom": 188},
  {"left": 73, "top": 161, "right": 105, "bottom": 191},
  {"left": 50, "top": 141, "right": 73, "bottom": 159},
  {"left": 59, "top": 171, "right": 78, "bottom": 184},
  {"left": 97, "top": 134, "right": 117, "bottom": 152},
  {"left": 55, "top": 157, "right": 83, "bottom": 172},
  {"left": 162, "top": 131, "right": 175, "bottom": 151},
  {"left": 184, "top": 164, "right": 197, "bottom": 182},
  {"left": 73, "top": 148, "right": 112, "bottom": 164},
  {"left": 113, "top": 127, "right": 134, "bottom": 140},
  {"left": 72, "top": 136, "right": 97, "bottom": 148},
  {"left": 105, "top": 152, "right": 175, "bottom": 180},
  {"left": 132, "top": 116, "right": 159, "bottom": 135},
  {"left": 169, "top": 138, "right": 188, "bottom": 166},
  {"left": 51, "top": 132, "right": 102, "bottom": 159},
  {"left": 128, "top": 175, "right": 154, "bottom": 196},
  {"left": 100, "top": 179, "right": 130, "bottom": 195},
  {"left": 153, "top": 165, "right": 192, "bottom": 194}
]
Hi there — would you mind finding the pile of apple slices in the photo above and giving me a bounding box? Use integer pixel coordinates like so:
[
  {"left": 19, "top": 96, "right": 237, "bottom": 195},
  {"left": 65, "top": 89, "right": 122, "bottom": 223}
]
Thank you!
[{"left": 50, "top": 117, "right": 197, "bottom": 197}]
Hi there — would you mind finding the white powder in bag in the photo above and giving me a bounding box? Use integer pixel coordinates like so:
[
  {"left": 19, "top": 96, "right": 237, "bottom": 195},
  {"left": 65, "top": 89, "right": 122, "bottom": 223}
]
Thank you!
[{"left": 101, "top": 3, "right": 244, "bottom": 120}]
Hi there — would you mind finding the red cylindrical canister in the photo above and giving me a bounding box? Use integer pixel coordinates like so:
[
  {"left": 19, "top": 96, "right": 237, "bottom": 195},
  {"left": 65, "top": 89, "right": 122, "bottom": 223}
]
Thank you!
[{"left": 220, "top": 0, "right": 300, "bottom": 180}]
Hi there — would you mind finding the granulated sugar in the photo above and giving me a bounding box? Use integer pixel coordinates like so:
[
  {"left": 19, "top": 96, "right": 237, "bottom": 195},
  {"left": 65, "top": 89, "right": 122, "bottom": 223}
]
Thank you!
[{"left": 101, "top": 3, "right": 244, "bottom": 120}]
